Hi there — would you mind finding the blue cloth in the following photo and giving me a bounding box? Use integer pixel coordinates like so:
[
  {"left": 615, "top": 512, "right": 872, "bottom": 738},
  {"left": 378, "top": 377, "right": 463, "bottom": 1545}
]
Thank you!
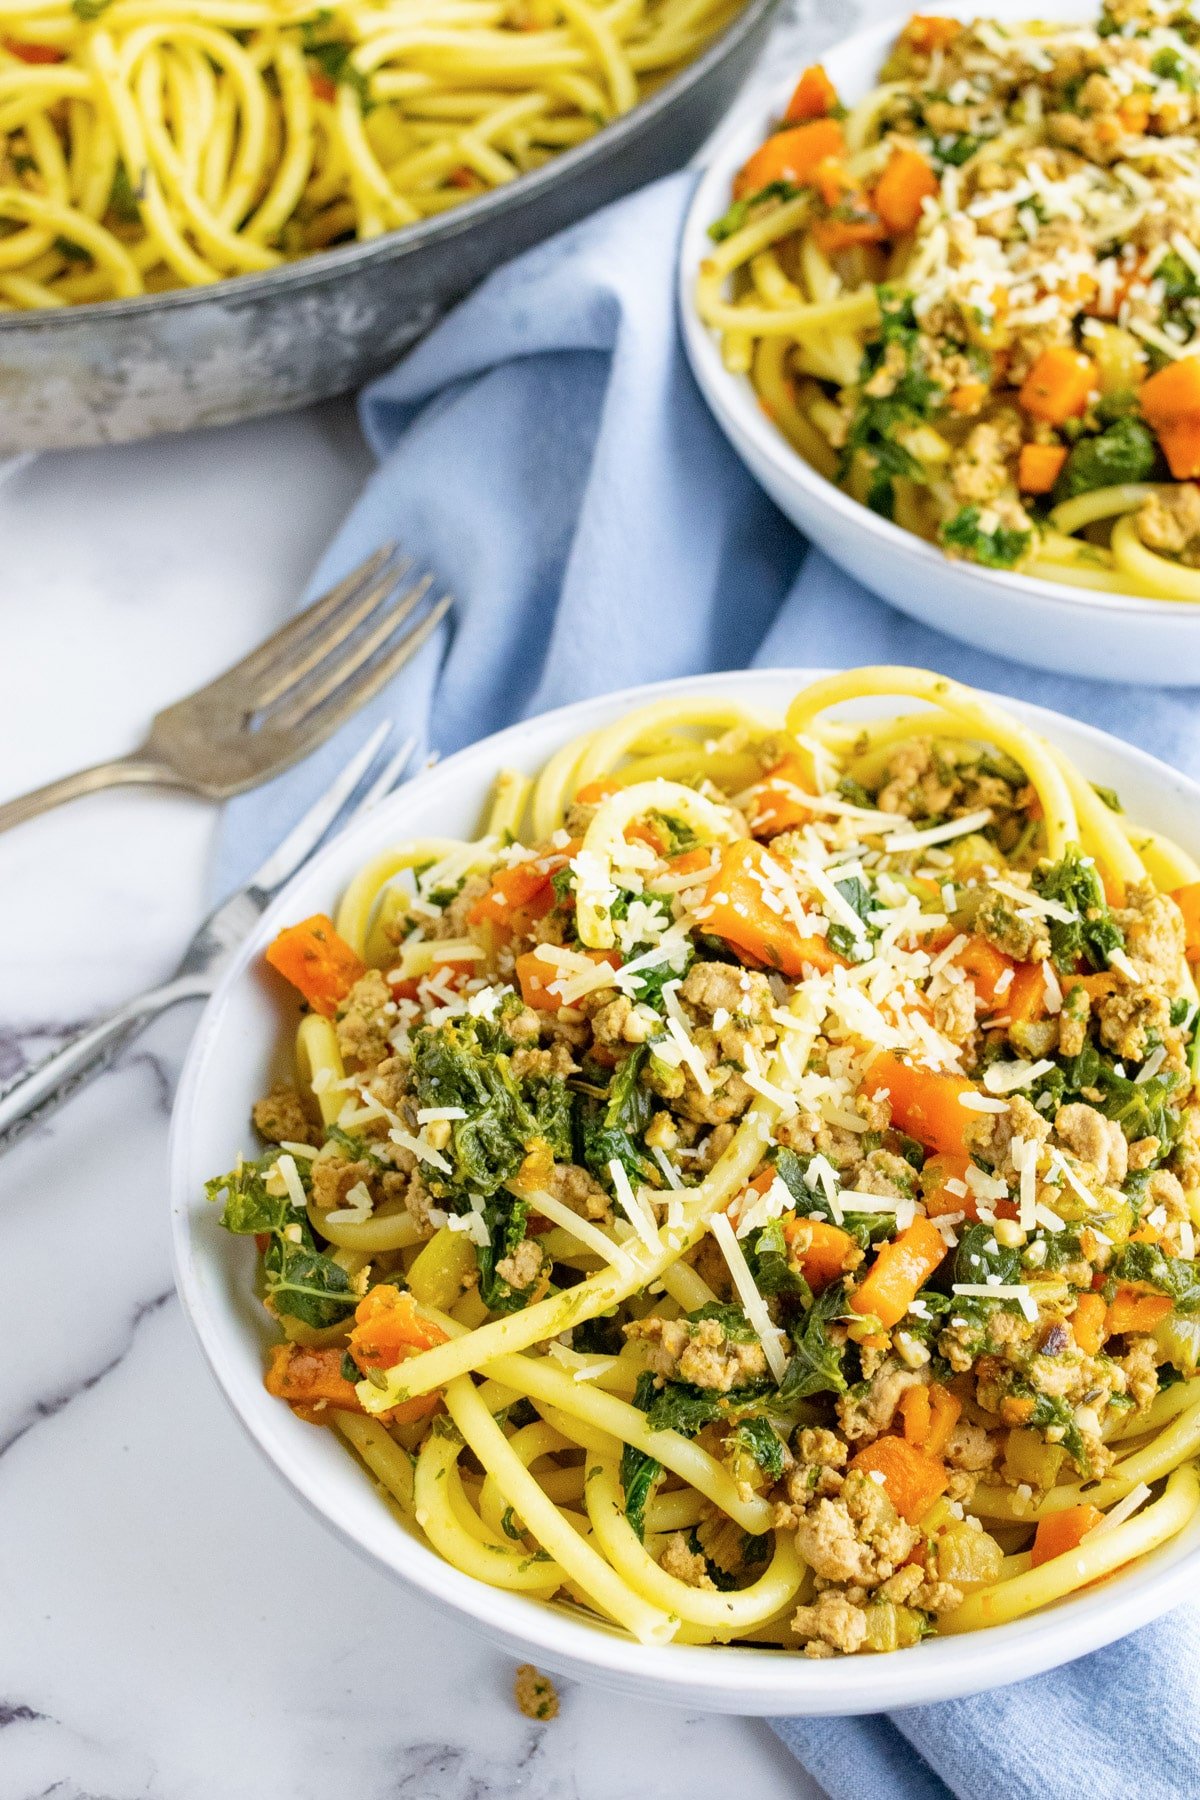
[{"left": 216, "top": 171, "right": 1200, "bottom": 1798}]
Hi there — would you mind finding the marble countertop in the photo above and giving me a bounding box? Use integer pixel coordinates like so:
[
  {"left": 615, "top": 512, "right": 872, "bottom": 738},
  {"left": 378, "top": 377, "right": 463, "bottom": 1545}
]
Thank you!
[{"left": 0, "top": 3, "right": 889, "bottom": 1785}]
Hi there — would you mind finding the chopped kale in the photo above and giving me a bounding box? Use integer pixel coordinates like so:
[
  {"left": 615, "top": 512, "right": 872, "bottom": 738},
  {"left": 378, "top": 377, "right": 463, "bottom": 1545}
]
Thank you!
[
  {"left": 843, "top": 288, "right": 939, "bottom": 518},
  {"left": 826, "top": 875, "right": 879, "bottom": 964},
  {"left": 575, "top": 1045, "right": 656, "bottom": 1188},
  {"left": 413, "top": 1016, "right": 569, "bottom": 1199},
  {"left": 1053, "top": 417, "right": 1159, "bottom": 503},
  {"left": 640, "top": 1377, "right": 774, "bottom": 1436},
  {"left": 621, "top": 1374, "right": 663, "bottom": 1539},
  {"left": 746, "top": 1217, "right": 812, "bottom": 1303},
  {"left": 262, "top": 1237, "right": 357, "bottom": 1329},
  {"left": 1111, "top": 1241, "right": 1200, "bottom": 1313},
  {"left": 778, "top": 1281, "right": 848, "bottom": 1401},
  {"left": 207, "top": 1151, "right": 299, "bottom": 1237},
  {"left": 476, "top": 1196, "right": 539, "bottom": 1312},
  {"left": 1151, "top": 46, "right": 1197, "bottom": 86},
  {"left": 939, "top": 504, "right": 1031, "bottom": 568},
  {"left": 1026, "top": 1388, "right": 1089, "bottom": 1474},
  {"left": 1033, "top": 847, "right": 1125, "bottom": 972},
  {"left": 727, "top": 1416, "right": 786, "bottom": 1479},
  {"left": 687, "top": 1302, "right": 760, "bottom": 1343}
]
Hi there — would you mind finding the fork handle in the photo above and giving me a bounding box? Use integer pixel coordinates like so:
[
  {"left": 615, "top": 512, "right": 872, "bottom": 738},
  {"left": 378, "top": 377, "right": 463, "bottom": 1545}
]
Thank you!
[
  {"left": 0, "top": 974, "right": 211, "bottom": 1155},
  {"left": 0, "top": 753, "right": 180, "bottom": 836}
]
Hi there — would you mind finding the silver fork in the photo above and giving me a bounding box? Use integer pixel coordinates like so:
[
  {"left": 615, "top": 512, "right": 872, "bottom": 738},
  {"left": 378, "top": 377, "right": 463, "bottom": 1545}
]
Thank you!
[
  {"left": 0, "top": 724, "right": 416, "bottom": 1156},
  {"left": 0, "top": 544, "right": 450, "bottom": 835}
]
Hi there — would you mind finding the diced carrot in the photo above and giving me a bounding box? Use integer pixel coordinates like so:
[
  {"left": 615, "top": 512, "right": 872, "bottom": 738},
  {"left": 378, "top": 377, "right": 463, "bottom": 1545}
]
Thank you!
[
  {"left": 860, "top": 1051, "right": 979, "bottom": 1157},
  {"left": 1072, "top": 1291, "right": 1108, "bottom": 1356},
  {"left": 467, "top": 841, "right": 579, "bottom": 934},
  {"left": 733, "top": 117, "right": 845, "bottom": 201},
  {"left": 667, "top": 846, "right": 714, "bottom": 878},
  {"left": 1018, "top": 443, "right": 1069, "bottom": 494},
  {"left": 785, "top": 62, "right": 839, "bottom": 121},
  {"left": 4, "top": 35, "right": 64, "bottom": 60},
  {"left": 1105, "top": 1286, "right": 1173, "bottom": 1335},
  {"left": 348, "top": 1284, "right": 448, "bottom": 1366},
  {"left": 1074, "top": 971, "right": 1119, "bottom": 1003},
  {"left": 265, "top": 1344, "right": 363, "bottom": 1414},
  {"left": 1006, "top": 961, "right": 1048, "bottom": 1025},
  {"left": 850, "top": 1216, "right": 948, "bottom": 1329},
  {"left": 265, "top": 914, "right": 366, "bottom": 1016},
  {"left": 702, "top": 838, "right": 843, "bottom": 975},
  {"left": 1018, "top": 347, "right": 1096, "bottom": 424},
  {"left": 900, "top": 1383, "right": 961, "bottom": 1457},
  {"left": 310, "top": 69, "right": 336, "bottom": 101},
  {"left": 848, "top": 1435, "right": 948, "bottom": 1523},
  {"left": 903, "top": 13, "right": 962, "bottom": 51},
  {"left": 1101, "top": 866, "right": 1126, "bottom": 910},
  {"left": 783, "top": 1215, "right": 858, "bottom": 1290},
  {"left": 954, "top": 935, "right": 1015, "bottom": 1008},
  {"left": 873, "top": 146, "right": 939, "bottom": 235},
  {"left": 746, "top": 753, "right": 814, "bottom": 837},
  {"left": 812, "top": 211, "right": 888, "bottom": 253},
  {"left": 1129, "top": 1223, "right": 1162, "bottom": 1245},
  {"left": 574, "top": 777, "right": 621, "bottom": 805},
  {"left": 922, "top": 1151, "right": 976, "bottom": 1220},
  {"left": 1172, "top": 881, "right": 1200, "bottom": 963},
  {"left": 1140, "top": 358, "right": 1200, "bottom": 477},
  {"left": 516, "top": 945, "right": 620, "bottom": 1010},
  {"left": 1030, "top": 1503, "right": 1105, "bottom": 1568},
  {"left": 1117, "top": 93, "right": 1150, "bottom": 133},
  {"left": 947, "top": 381, "right": 988, "bottom": 413}
]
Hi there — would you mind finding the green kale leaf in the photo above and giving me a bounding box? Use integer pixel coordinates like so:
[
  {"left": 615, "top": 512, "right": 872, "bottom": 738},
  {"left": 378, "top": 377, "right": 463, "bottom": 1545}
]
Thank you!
[
  {"left": 727, "top": 1416, "right": 786, "bottom": 1479},
  {"left": 778, "top": 1281, "right": 848, "bottom": 1401},
  {"left": 575, "top": 1045, "right": 655, "bottom": 1188},
  {"left": 1053, "top": 417, "right": 1159, "bottom": 503},
  {"left": 1111, "top": 1241, "right": 1200, "bottom": 1313},
  {"left": 262, "top": 1238, "right": 357, "bottom": 1329},
  {"left": 939, "top": 504, "right": 1031, "bottom": 569},
  {"left": 1033, "top": 846, "right": 1125, "bottom": 972}
]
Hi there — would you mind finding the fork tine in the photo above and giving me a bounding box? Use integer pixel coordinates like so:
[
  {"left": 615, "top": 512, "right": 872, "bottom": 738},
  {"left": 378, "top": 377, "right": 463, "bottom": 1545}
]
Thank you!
[
  {"left": 248, "top": 557, "right": 419, "bottom": 715},
  {"left": 246, "top": 720, "right": 392, "bottom": 895},
  {"left": 266, "top": 595, "right": 452, "bottom": 768},
  {"left": 203, "top": 545, "right": 402, "bottom": 702},
  {"left": 264, "top": 572, "right": 434, "bottom": 733},
  {"left": 357, "top": 734, "right": 419, "bottom": 810}
]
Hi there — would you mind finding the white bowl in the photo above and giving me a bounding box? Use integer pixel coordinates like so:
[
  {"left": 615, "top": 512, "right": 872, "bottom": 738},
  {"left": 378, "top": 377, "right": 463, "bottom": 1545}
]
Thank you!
[
  {"left": 679, "top": 0, "right": 1200, "bottom": 686},
  {"left": 170, "top": 670, "right": 1200, "bottom": 1713}
]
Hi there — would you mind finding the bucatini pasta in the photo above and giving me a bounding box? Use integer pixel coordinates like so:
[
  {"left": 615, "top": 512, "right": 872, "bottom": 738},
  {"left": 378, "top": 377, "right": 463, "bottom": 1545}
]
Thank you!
[
  {"left": 207, "top": 666, "right": 1200, "bottom": 1656},
  {"left": 696, "top": 2, "right": 1200, "bottom": 602},
  {"left": 0, "top": 0, "right": 740, "bottom": 309}
]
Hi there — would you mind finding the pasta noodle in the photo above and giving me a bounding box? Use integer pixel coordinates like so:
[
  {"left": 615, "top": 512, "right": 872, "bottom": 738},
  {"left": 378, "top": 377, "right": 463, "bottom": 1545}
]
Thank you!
[
  {"left": 696, "top": 6, "right": 1200, "bottom": 602},
  {"left": 0, "top": 0, "right": 742, "bottom": 308},
  {"left": 208, "top": 666, "right": 1200, "bottom": 1657}
]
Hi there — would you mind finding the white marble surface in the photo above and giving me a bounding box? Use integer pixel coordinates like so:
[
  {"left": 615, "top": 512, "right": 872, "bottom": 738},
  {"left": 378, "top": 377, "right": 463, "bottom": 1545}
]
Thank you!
[{"left": 0, "top": 5, "right": 889, "bottom": 1787}]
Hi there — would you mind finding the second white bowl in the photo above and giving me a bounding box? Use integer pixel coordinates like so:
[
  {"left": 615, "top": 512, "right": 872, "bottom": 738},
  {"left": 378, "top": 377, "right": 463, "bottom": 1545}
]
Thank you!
[{"left": 678, "top": 0, "right": 1200, "bottom": 685}]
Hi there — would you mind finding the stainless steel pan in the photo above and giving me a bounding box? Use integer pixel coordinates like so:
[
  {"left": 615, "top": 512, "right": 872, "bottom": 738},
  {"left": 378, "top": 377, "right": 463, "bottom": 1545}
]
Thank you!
[{"left": 1, "top": 0, "right": 777, "bottom": 451}]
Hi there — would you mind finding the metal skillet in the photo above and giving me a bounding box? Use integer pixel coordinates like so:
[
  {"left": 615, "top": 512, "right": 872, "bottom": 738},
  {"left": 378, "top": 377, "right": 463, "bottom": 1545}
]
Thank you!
[{"left": 0, "top": 0, "right": 777, "bottom": 451}]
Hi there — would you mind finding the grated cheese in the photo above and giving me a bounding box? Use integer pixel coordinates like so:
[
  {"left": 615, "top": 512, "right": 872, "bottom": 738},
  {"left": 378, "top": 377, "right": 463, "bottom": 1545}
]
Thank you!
[
  {"left": 881, "top": 808, "right": 995, "bottom": 853},
  {"left": 525, "top": 1187, "right": 633, "bottom": 1271},
  {"left": 952, "top": 1281, "right": 1038, "bottom": 1323},
  {"left": 1087, "top": 1483, "right": 1152, "bottom": 1539},
  {"left": 608, "top": 1159, "right": 662, "bottom": 1255},
  {"left": 983, "top": 1058, "right": 1055, "bottom": 1095},
  {"left": 709, "top": 1211, "right": 789, "bottom": 1382}
]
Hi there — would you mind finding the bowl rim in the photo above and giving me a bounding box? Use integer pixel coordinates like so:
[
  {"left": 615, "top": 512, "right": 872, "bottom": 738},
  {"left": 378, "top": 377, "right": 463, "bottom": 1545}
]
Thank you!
[
  {"left": 169, "top": 666, "right": 1200, "bottom": 1714},
  {"left": 0, "top": 0, "right": 777, "bottom": 335},
  {"left": 677, "top": 0, "right": 1200, "bottom": 628}
]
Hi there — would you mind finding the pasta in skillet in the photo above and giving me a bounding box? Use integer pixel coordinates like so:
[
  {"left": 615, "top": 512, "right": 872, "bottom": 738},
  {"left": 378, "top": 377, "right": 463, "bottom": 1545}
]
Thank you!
[
  {"left": 697, "top": 3, "right": 1200, "bottom": 602},
  {"left": 0, "top": 0, "right": 739, "bottom": 309},
  {"left": 208, "top": 666, "right": 1200, "bottom": 1655}
]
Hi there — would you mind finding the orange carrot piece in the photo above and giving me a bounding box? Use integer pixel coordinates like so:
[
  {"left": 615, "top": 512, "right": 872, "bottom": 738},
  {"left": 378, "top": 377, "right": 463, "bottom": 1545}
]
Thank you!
[
  {"left": 516, "top": 945, "right": 619, "bottom": 1010},
  {"left": 265, "top": 914, "right": 366, "bottom": 1016},
  {"left": 1140, "top": 358, "right": 1200, "bottom": 477},
  {"left": 1030, "top": 1503, "right": 1105, "bottom": 1568},
  {"left": 702, "top": 838, "right": 843, "bottom": 975},
  {"left": 467, "top": 842, "right": 578, "bottom": 934},
  {"left": 785, "top": 62, "right": 839, "bottom": 121},
  {"left": 1172, "top": 881, "right": 1200, "bottom": 963},
  {"left": 922, "top": 1151, "right": 976, "bottom": 1220},
  {"left": 925, "top": 1384, "right": 962, "bottom": 1458},
  {"left": 1006, "top": 961, "right": 1048, "bottom": 1025},
  {"left": 947, "top": 381, "right": 988, "bottom": 413},
  {"left": 4, "top": 34, "right": 64, "bottom": 59},
  {"left": 899, "top": 1385, "right": 932, "bottom": 1446},
  {"left": 850, "top": 1216, "right": 948, "bottom": 1328},
  {"left": 849, "top": 1435, "right": 948, "bottom": 1522},
  {"left": 265, "top": 1344, "right": 364, "bottom": 1414},
  {"left": 783, "top": 1215, "right": 858, "bottom": 1290},
  {"left": 1105, "top": 1287, "right": 1173, "bottom": 1335},
  {"left": 1018, "top": 347, "right": 1096, "bottom": 424},
  {"left": 347, "top": 1287, "right": 449, "bottom": 1423},
  {"left": 954, "top": 935, "right": 1016, "bottom": 1008},
  {"left": 1072, "top": 1291, "right": 1108, "bottom": 1356},
  {"left": 812, "top": 212, "right": 888, "bottom": 253},
  {"left": 873, "top": 146, "right": 939, "bottom": 235},
  {"left": 1018, "top": 443, "right": 1069, "bottom": 494},
  {"left": 860, "top": 1051, "right": 979, "bottom": 1157},
  {"left": 746, "top": 753, "right": 814, "bottom": 837},
  {"left": 733, "top": 117, "right": 845, "bottom": 200},
  {"left": 903, "top": 13, "right": 961, "bottom": 51},
  {"left": 574, "top": 777, "right": 622, "bottom": 805}
]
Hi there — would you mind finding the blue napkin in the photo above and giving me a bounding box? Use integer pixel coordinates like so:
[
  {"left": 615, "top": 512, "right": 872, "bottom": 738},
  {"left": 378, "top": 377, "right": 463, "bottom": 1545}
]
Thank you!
[{"left": 216, "top": 171, "right": 1200, "bottom": 1798}]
